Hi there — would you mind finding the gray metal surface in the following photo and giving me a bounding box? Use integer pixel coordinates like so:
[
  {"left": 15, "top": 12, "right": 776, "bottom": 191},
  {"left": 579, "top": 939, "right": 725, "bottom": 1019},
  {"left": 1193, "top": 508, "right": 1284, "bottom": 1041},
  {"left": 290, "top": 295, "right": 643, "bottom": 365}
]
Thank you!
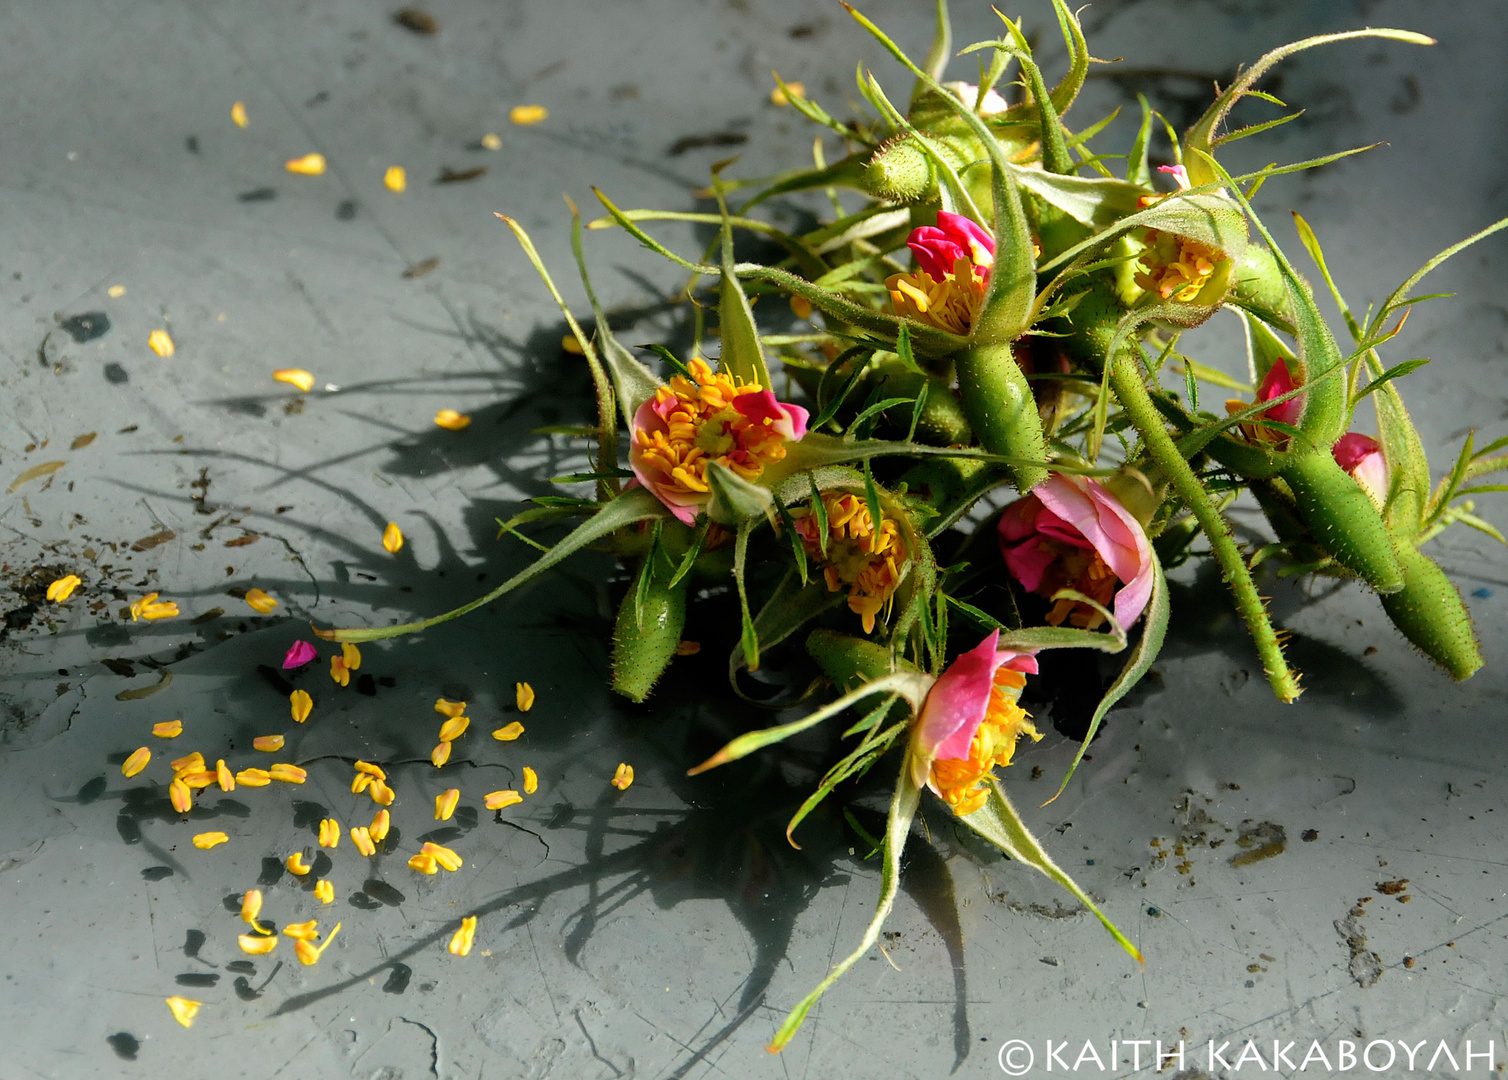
[{"left": 1, "top": 1, "right": 1505, "bottom": 1077}]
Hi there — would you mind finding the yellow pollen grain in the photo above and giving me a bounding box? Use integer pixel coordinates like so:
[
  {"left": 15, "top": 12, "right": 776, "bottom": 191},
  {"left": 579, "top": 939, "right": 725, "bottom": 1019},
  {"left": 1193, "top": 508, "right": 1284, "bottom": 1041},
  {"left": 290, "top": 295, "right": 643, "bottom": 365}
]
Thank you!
[
  {"left": 244, "top": 588, "right": 278, "bottom": 613},
  {"left": 370, "top": 809, "right": 390, "bottom": 842},
  {"left": 238, "top": 933, "right": 277, "bottom": 955},
  {"left": 522, "top": 766, "right": 538, "bottom": 795},
  {"left": 231, "top": 101, "right": 248, "bottom": 127},
  {"left": 434, "top": 698, "right": 466, "bottom": 718},
  {"left": 434, "top": 409, "right": 471, "bottom": 430},
  {"left": 318, "top": 818, "right": 340, "bottom": 848},
  {"left": 148, "top": 330, "right": 175, "bottom": 357},
  {"left": 484, "top": 789, "right": 522, "bottom": 811},
  {"left": 435, "top": 788, "right": 460, "bottom": 820},
  {"left": 384, "top": 165, "right": 407, "bottom": 192},
  {"left": 510, "top": 104, "right": 547, "bottom": 125},
  {"left": 253, "top": 735, "right": 284, "bottom": 752},
  {"left": 438, "top": 716, "right": 469, "bottom": 742},
  {"left": 236, "top": 768, "right": 271, "bottom": 787},
  {"left": 165, "top": 996, "right": 201, "bottom": 1028},
  {"left": 480, "top": 132, "right": 502, "bottom": 150},
  {"left": 314, "top": 879, "right": 334, "bottom": 904},
  {"left": 269, "top": 763, "right": 307, "bottom": 784},
  {"left": 285, "top": 152, "right": 326, "bottom": 176},
  {"left": 515, "top": 682, "right": 535, "bottom": 712},
  {"left": 192, "top": 831, "right": 229, "bottom": 850},
  {"left": 382, "top": 522, "right": 404, "bottom": 553},
  {"left": 561, "top": 333, "right": 585, "bottom": 355},
  {"left": 341, "top": 642, "right": 361, "bottom": 671},
  {"left": 350, "top": 826, "right": 376, "bottom": 857},
  {"left": 216, "top": 759, "right": 235, "bottom": 791},
  {"left": 290, "top": 689, "right": 313, "bottom": 723},
  {"left": 431, "top": 741, "right": 452, "bottom": 767},
  {"left": 47, "top": 574, "right": 82, "bottom": 602},
  {"left": 273, "top": 368, "right": 316, "bottom": 393},
  {"left": 449, "top": 915, "right": 478, "bottom": 956},
  {"left": 122, "top": 747, "right": 151, "bottom": 778},
  {"left": 286, "top": 851, "right": 312, "bottom": 876},
  {"left": 107, "top": 284, "right": 126, "bottom": 298},
  {"left": 330, "top": 655, "right": 349, "bottom": 687},
  {"left": 241, "top": 890, "right": 263, "bottom": 923},
  {"left": 369, "top": 778, "right": 395, "bottom": 806},
  {"left": 152, "top": 720, "right": 183, "bottom": 739},
  {"left": 169, "top": 779, "right": 192, "bottom": 812},
  {"left": 492, "top": 721, "right": 525, "bottom": 742},
  {"left": 611, "top": 762, "right": 634, "bottom": 791}
]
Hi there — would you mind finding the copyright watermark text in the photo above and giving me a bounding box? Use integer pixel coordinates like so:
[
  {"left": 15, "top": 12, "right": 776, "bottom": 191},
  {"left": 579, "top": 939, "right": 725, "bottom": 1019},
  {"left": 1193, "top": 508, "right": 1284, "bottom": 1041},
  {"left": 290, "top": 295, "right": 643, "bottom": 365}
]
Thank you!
[{"left": 995, "top": 1038, "right": 1497, "bottom": 1075}]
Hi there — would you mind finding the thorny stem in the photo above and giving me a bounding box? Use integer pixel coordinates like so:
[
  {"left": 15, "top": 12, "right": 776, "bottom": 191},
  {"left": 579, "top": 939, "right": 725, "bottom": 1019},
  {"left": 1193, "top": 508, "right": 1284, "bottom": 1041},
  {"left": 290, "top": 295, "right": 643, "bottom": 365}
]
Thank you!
[{"left": 1109, "top": 350, "right": 1302, "bottom": 702}]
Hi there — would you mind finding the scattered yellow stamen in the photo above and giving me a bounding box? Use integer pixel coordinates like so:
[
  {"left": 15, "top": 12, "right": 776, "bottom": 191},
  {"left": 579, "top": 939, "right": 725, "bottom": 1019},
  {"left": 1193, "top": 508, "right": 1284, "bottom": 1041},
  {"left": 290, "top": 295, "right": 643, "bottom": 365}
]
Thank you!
[
  {"left": 129, "top": 592, "right": 179, "bottom": 621},
  {"left": 561, "top": 333, "right": 585, "bottom": 355},
  {"left": 235, "top": 768, "right": 271, "bottom": 787},
  {"left": 290, "top": 689, "right": 313, "bottom": 723},
  {"left": 46, "top": 574, "right": 82, "bottom": 602},
  {"left": 438, "top": 716, "right": 469, "bottom": 742},
  {"left": 108, "top": 284, "right": 126, "bottom": 298},
  {"left": 314, "top": 879, "right": 334, "bottom": 904},
  {"left": 382, "top": 522, "right": 404, "bottom": 553},
  {"left": 215, "top": 759, "right": 235, "bottom": 791},
  {"left": 122, "top": 747, "right": 151, "bottom": 778},
  {"left": 434, "top": 698, "right": 467, "bottom": 718},
  {"left": 152, "top": 720, "right": 183, "bottom": 739},
  {"left": 231, "top": 100, "right": 248, "bottom": 127},
  {"left": 792, "top": 491, "right": 908, "bottom": 634},
  {"left": 435, "top": 788, "right": 460, "bottom": 820},
  {"left": 354, "top": 760, "right": 386, "bottom": 779},
  {"left": 169, "top": 778, "right": 192, "bottom": 812},
  {"left": 369, "top": 778, "right": 395, "bottom": 806},
  {"left": 244, "top": 588, "right": 278, "bottom": 613},
  {"left": 370, "top": 809, "right": 391, "bottom": 842},
  {"left": 431, "top": 741, "right": 452, "bottom": 767},
  {"left": 422, "top": 842, "right": 463, "bottom": 871},
  {"left": 283, "top": 920, "right": 319, "bottom": 941},
  {"left": 1135, "top": 232, "right": 1220, "bottom": 303},
  {"left": 611, "top": 762, "right": 634, "bottom": 791},
  {"left": 318, "top": 818, "right": 340, "bottom": 848},
  {"left": 171, "top": 751, "right": 204, "bottom": 773},
  {"left": 510, "top": 104, "right": 548, "bottom": 125},
  {"left": 434, "top": 409, "right": 471, "bottom": 430},
  {"left": 286, "top": 851, "right": 312, "bottom": 876},
  {"left": 493, "top": 721, "right": 525, "bottom": 742},
  {"left": 294, "top": 921, "right": 341, "bottom": 966},
  {"left": 448, "top": 915, "right": 478, "bottom": 956},
  {"left": 770, "top": 80, "right": 805, "bottom": 106},
  {"left": 484, "top": 789, "right": 522, "bottom": 811},
  {"left": 181, "top": 770, "right": 217, "bottom": 789},
  {"left": 350, "top": 825, "right": 376, "bottom": 857},
  {"left": 480, "top": 132, "right": 502, "bottom": 151},
  {"left": 384, "top": 165, "right": 407, "bottom": 192},
  {"left": 269, "top": 763, "right": 307, "bottom": 784},
  {"left": 241, "top": 890, "right": 264, "bottom": 924},
  {"left": 515, "top": 682, "right": 535, "bottom": 712},
  {"left": 522, "top": 767, "right": 538, "bottom": 795},
  {"left": 192, "top": 831, "right": 229, "bottom": 850},
  {"left": 885, "top": 255, "right": 990, "bottom": 337},
  {"left": 285, "top": 152, "right": 326, "bottom": 176},
  {"left": 351, "top": 771, "right": 374, "bottom": 794},
  {"left": 273, "top": 368, "right": 316, "bottom": 393},
  {"left": 253, "top": 735, "right": 284, "bottom": 752},
  {"left": 165, "top": 996, "right": 201, "bottom": 1028},
  {"left": 408, "top": 851, "right": 438, "bottom": 875},
  {"left": 148, "top": 330, "right": 175, "bottom": 357},
  {"left": 238, "top": 933, "right": 277, "bottom": 954},
  {"left": 330, "top": 655, "right": 350, "bottom": 687},
  {"left": 341, "top": 642, "right": 361, "bottom": 671}
]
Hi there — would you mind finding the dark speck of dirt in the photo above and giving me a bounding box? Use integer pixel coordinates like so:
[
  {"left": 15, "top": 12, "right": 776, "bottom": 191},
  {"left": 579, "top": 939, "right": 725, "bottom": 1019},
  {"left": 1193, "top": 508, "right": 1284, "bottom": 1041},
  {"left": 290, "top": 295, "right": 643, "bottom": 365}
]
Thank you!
[
  {"left": 1229, "top": 821, "right": 1286, "bottom": 867},
  {"left": 104, "top": 362, "right": 129, "bottom": 384},
  {"left": 1301, "top": 829, "right": 1319, "bottom": 842},
  {"left": 378, "top": 675, "right": 397, "bottom": 688},
  {"left": 238, "top": 187, "right": 278, "bottom": 203},
  {"left": 403, "top": 256, "right": 441, "bottom": 278},
  {"left": 175, "top": 973, "right": 219, "bottom": 988},
  {"left": 78, "top": 775, "right": 107, "bottom": 804},
  {"left": 191, "top": 607, "right": 224, "bottom": 624},
  {"left": 142, "top": 865, "right": 173, "bottom": 881},
  {"left": 382, "top": 963, "right": 412, "bottom": 994},
  {"left": 668, "top": 131, "right": 748, "bottom": 156},
  {"left": 336, "top": 199, "right": 357, "bottom": 220},
  {"left": 106, "top": 1033, "right": 140, "bottom": 1060},
  {"left": 59, "top": 311, "right": 111, "bottom": 342},
  {"left": 394, "top": 7, "right": 438, "bottom": 34},
  {"left": 363, "top": 879, "right": 406, "bottom": 906},
  {"left": 102, "top": 658, "right": 137, "bottom": 678},
  {"left": 356, "top": 673, "right": 376, "bottom": 696},
  {"left": 787, "top": 22, "right": 817, "bottom": 37},
  {"left": 185, "top": 135, "right": 200, "bottom": 153},
  {"left": 1146, "top": 906, "right": 1161, "bottom": 917},
  {"left": 435, "top": 166, "right": 485, "bottom": 184},
  {"left": 1376, "top": 878, "right": 1409, "bottom": 895}
]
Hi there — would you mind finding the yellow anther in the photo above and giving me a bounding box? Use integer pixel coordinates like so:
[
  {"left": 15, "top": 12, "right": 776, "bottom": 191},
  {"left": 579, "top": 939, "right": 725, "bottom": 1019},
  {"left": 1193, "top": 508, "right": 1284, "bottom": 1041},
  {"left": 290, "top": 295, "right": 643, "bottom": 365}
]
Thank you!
[
  {"left": 293, "top": 921, "right": 341, "bottom": 966},
  {"left": 351, "top": 771, "right": 374, "bottom": 794},
  {"left": 121, "top": 747, "right": 151, "bottom": 778},
  {"left": 435, "top": 788, "right": 460, "bottom": 821},
  {"left": 169, "top": 779, "right": 192, "bottom": 813},
  {"left": 382, "top": 522, "right": 403, "bottom": 553},
  {"left": 238, "top": 933, "right": 277, "bottom": 955},
  {"left": 282, "top": 920, "right": 319, "bottom": 941},
  {"left": 431, "top": 741, "right": 452, "bottom": 768},
  {"left": 231, "top": 101, "right": 248, "bottom": 128},
  {"left": 269, "top": 763, "right": 307, "bottom": 784},
  {"left": 273, "top": 368, "right": 316, "bottom": 393},
  {"left": 384, "top": 165, "right": 407, "bottom": 192},
  {"left": 480, "top": 132, "right": 502, "bottom": 150},
  {"left": 285, "top": 152, "right": 326, "bottom": 176},
  {"left": 236, "top": 768, "right": 271, "bottom": 787},
  {"left": 438, "top": 716, "right": 469, "bottom": 742},
  {"left": 165, "top": 996, "right": 201, "bottom": 1028},
  {"left": 408, "top": 851, "right": 439, "bottom": 875},
  {"left": 171, "top": 752, "right": 205, "bottom": 774},
  {"left": 422, "top": 842, "right": 463, "bottom": 872},
  {"left": 492, "top": 722, "right": 525, "bottom": 742},
  {"left": 180, "top": 770, "right": 217, "bottom": 789},
  {"left": 148, "top": 330, "right": 175, "bottom": 357},
  {"left": 510, "top": 104, "right": 548, "bottom": 125},
  {"left": 253, "top": 735, "right": 284, "bottom": 752},
  {"left": 350, "top": 826, "right": 376, "bottom": 857},
  {"left": 515, "top": 682, "right": 535, "bottom": 712},
  {"left": 290, "top": 689, "right": 313, "bottom": 723},
  {"left": 216, "top": 759, "right": 235, "bottom": 792},
  {"left": 611, "top": 762, "right": 635, "bottom": 791},
  {"left": 354, "top": 760, "right": 386, "bottom": 778},
  {"left": 522, "top": 767, "right": 538, "bottom": 795},
  {"left": 369, "top": 809, "right": 391, "bottom": 842},
  {"left": 286, "top": 851, "right": 313, "bottom": 876},
  {"left": 241, "top": 889, "right": 264, "bottom": 924},
  {"left": 243, "top": 588, "right": 278, "bottom": 613},
  {"left": 192, "top": 831, "right": 229, "bottom": 850},
  {"left": 484, "top": 789, "right": 522, "bottom": 811},
  {"left": 314, "top": 880, "right": 335, "bottom": 904},
  {"left": 341, "top": 642, "right": 361, "bottom": 671},
  {"left": 330, "top": 655, "right": 350, "bottom": 687},
  {"left": 448, "top": 915, "right": 478, "bottom": 956},
  {"left": 318, "top": 818, "right": 341, "bottom": 848},
  {"left": 47, "top": 574, "right": 82, "bottom": 602},
  {"left": 434, "top": 409, "right": 471, "bottom": 430},
  {"left": 433, "top": 698, "right": 466, "bottom": 718},
  {"left": 152, "top": 720, "right": 183, "bottom": 739},
  {"left": 369, "top": 778, "right": 395, "bottom": 806},
  {"left": 129, "top": 593, "right": 178, "bottom": 621}
]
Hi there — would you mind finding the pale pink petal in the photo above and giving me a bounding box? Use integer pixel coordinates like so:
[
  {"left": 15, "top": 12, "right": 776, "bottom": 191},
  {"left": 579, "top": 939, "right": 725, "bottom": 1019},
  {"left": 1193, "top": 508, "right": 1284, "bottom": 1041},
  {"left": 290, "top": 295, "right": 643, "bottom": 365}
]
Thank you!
[
  {"left": 732, "top": 390, "right": 809, "bottom": 442},
  {"left": 1003, "top": 535, "right": 1056, "bottom": 593},
  {"left": 1028, "top": 474, "right": 1155, "bottom": 628},
  {"left": 628, "top": 396, "right": 701, "bottom": 525},
  {"left": 916, "top": 630, "right": 1001, "bottom": 762},
  {"left": 1156, "top": 163, "right": 1190, "bottom": 191}
]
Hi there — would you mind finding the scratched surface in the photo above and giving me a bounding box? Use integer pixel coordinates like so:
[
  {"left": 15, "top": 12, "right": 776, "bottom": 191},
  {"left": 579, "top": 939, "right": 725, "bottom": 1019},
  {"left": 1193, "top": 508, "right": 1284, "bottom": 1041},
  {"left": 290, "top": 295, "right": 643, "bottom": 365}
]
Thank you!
[{"left": 1, "top": 1, "right": 1506, "bottom": 1077}]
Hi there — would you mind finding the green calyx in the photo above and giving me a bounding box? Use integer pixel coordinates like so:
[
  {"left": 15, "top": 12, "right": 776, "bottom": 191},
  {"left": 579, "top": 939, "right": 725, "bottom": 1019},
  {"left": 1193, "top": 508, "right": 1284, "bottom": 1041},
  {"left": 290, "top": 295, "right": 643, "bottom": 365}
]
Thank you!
[
  {"left": 611, "top": 553, "right": 690, "bottom": 703},
  {"left": 1379, "top": 541, "right": 1483, "bottom": 681}
]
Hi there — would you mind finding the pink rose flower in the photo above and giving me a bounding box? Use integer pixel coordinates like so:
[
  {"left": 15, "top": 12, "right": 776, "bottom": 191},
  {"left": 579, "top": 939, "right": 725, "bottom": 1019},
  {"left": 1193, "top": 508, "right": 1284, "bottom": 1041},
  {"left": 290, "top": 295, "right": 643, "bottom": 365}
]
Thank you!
[
  {"left": 1332, "top": 431, "right": 1388, "bottom": 507},
  {"left": 283, "top": 640, "right": 317, "bottom": 670},
  {"left": 998, "top": 474, "right": 1154, "bottom": 631}
]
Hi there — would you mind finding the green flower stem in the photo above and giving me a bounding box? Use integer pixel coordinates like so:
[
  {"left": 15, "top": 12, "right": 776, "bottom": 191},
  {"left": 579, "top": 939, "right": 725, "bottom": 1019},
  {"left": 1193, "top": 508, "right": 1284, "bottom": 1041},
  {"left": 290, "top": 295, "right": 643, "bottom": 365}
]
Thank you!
[
  {"left": 1109, "top": 350, "right": 1302, "bottom": 701},
  {"left": 954, "top": 342, "right": 1049, "bottom": 493}
]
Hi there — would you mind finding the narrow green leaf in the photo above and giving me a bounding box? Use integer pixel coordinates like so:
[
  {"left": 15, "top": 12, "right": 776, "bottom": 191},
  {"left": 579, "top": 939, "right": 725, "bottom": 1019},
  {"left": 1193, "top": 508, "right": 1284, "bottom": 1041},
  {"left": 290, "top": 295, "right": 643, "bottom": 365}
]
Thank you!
[{"left": 1355, "top": 358, "right": 1430, "bottom": 400}]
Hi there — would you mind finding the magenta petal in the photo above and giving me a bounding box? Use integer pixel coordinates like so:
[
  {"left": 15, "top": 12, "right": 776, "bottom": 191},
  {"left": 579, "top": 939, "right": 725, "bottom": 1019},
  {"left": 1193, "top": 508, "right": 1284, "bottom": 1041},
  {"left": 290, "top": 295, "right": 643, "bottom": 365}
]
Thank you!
[
  {"left": 1035, "top": 474, "right": 1155, "bottom": 628},
  {"left": 1257, "top": 358, "right": 1304, "bottom": 427},
  {"left": 917, "top": 630, "right": 1001, "bottom": 763},
  {"left": 1003, "top": 535, "right": 1056, "bottom": 593},
  {"left": 997, "top": 493, "right": 1043, "bottom": 543},
  {"left": 734, "top": 391, "right": 809, "bottom": 442},
  {"left": 935, "top": 210, "right": 996, "bottom": 265},
  {"left": 1332, "top": 432, "right": 1381, "bottom": 474},
  {"left": 283, "top": 640, "right": 317, "bottom": 670}
]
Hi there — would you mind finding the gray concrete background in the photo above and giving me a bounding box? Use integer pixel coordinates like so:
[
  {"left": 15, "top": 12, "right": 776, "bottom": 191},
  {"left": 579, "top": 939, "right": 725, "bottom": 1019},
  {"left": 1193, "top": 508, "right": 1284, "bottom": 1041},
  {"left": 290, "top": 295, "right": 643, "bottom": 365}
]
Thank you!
[{"left": 1, "top": 0, "right": 1506, "bottom": 1077}]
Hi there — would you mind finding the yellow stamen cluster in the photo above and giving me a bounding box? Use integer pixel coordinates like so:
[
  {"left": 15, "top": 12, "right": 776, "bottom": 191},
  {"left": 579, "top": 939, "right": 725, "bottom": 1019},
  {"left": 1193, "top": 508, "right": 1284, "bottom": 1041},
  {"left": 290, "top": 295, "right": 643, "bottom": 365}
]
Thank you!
[
  {"left": 632, "top": 357, "right": 793, "bottom": 504},
  {"left": 792, "top": 492, "right": 908, "bottom": 634},
  {"left": 885, "top": 256, "right": 988, "bottom": 336},
  {"left": 928, "top": 667, "right": 1042, "bottom": 817},
  {"left": 1134, "top": 233, "right": 1218, "bottom": 303}
]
